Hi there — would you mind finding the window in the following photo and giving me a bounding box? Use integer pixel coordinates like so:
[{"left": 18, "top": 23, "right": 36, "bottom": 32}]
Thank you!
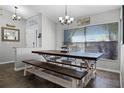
[{"left": 64, "top": 22, "right": 118, "bottom": 60}]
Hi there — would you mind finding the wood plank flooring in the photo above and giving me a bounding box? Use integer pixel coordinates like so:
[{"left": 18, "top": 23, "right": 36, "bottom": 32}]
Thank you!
[{"left": 0, "top": 63, "right": 120, "bottom": 88}]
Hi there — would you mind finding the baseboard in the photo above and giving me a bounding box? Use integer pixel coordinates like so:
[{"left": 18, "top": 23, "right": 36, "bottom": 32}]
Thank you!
[
  {"left": 0, "top": 61, "right": 15, "bottom": 65},
  {"left": 96, "top": 67, "right": 120, "bottom": 73},
  {"left": 14, "top": 67, "right": 25, "bottom": 71}
]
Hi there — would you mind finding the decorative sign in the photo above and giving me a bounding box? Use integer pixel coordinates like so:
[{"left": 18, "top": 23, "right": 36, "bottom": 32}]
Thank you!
[{"left": 77, "top": 17, "right": 90, "bottom": 26}]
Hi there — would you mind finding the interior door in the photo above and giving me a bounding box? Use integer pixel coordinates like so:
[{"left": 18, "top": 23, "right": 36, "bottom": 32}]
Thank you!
[{"left": 26, "top": 26, "right": 38, "bottom": 48}]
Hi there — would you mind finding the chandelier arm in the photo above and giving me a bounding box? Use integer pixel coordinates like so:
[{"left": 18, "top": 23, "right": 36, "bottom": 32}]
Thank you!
[{"left": 65, "top": 5, "right": 67, "bottom": 16}]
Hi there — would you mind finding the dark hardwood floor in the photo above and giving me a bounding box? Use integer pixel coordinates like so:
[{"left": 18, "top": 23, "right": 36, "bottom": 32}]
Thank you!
[
  {"left": 86, "top": 70, "right": 120, "bottom": 88},
  {"left": 0, "top": 63, "right": 120, "bottom": 88}
]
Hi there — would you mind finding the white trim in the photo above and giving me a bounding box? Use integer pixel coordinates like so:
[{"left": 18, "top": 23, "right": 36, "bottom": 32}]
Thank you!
[
  {"left": 96, "top": 67, "right": 120, "bottom": 73},
  {"left": 0, "top": 61, "right": 15, "bottom": 65},
  {"left": 14, "top": 65, "right": 32, "bottom": 71},
  {"left": 68, "top": 21, "right": 119, "bottom": 30},
  {"left": 14, "top": 67, "right": 25, "bottom": 71},
  {"left": 98, "top": 59, "right": 118, "bottom": 62}
]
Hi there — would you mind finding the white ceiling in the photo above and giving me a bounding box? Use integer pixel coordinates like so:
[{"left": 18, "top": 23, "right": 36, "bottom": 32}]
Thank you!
[{"left": 0, "top": 5, "right": 121, "bottom": 23}]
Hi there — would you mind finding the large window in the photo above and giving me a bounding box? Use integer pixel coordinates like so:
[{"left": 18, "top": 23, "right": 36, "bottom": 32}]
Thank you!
[{"left": 64, "top": 22, "right": 118, "bottom": 60}]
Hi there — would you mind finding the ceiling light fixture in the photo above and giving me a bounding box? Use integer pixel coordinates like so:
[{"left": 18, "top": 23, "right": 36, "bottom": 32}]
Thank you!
[
  {"left": 12, "top": 6, "right": 21, "bottom": 21},
  {"left": 59, "top": 5, "right": 74, "bottom": 25}
]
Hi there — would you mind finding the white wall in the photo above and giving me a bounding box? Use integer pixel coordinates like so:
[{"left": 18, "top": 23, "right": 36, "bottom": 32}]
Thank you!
[
  {"left": 56, "top": 24, "right": 64, "bottom": 50},
  {"left": 0, "top": 9, "right": 26, "bottom": 63},
  {"left": 42, "top": 14, "right": 56, "bottom": 50},
  {"left": 56, "top": 9, "right": 121, "bottom": 72},
  {"left": 15, "top": 14, "right": 57, "bottom": 70},
  {"left": 0, "top": 8, "right": 57, "bottom": 64},
  {"left": 57, "top": 9, "right": 120, "bottom": 48},
  {"left": 26, "top": 13, "right": 56, "bottom": 49},
  {"left": 0, "top": 42, "right": 15, "bottom": 63},
  {"left": 15, "top": 48, "right": 46, "bottom": 70},
  {"left": 0, "top": 9, "right": 26, "bottom": 47},
  {"left": 69, "top": 9, "right": 120, "bottom": 29}
]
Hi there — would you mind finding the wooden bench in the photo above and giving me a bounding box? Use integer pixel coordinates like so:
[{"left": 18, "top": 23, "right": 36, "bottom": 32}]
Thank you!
[{"left": 22, "top": 60, "right": 88, "bottom": 88}]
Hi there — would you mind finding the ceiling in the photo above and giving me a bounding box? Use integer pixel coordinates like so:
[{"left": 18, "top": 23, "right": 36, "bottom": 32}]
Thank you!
[{"left": 0, "top": 5, "right": 121, "bottom": 23}]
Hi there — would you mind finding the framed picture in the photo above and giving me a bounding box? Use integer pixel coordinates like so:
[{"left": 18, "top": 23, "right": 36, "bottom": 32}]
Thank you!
[{"left": 1, "top": 27, "right": 20, "bottom": 41}]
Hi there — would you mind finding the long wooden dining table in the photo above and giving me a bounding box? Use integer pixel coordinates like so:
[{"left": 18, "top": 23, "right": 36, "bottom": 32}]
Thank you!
[
  {"left": 32, "top": 50, "right": 103, "bottom": 70},
  {"left": 32, "top": 50, "right": 102, "bottom": 60},
  {"left": 30, "top": 50, "right": 103, "bottom": 87}
]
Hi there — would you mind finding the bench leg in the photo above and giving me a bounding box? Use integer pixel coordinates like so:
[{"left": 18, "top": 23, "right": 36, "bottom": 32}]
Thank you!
[
  {"left": 82, "top": 77, "right": 86, "bottom": 87},
  {"left": 93, "top": 63, "right": 96, "bottom": 78},
  {"left": 72, "top": 78, "right": 77, "bottom": 88},
  {"left": 24, "top": 64, "right": 27, "bottom": 76},
  {"left": 91, "top": 62, "right": 96, "bottom": 79},
  {"left": 78, "top": 80, "right": 81, "bottom": 85}
]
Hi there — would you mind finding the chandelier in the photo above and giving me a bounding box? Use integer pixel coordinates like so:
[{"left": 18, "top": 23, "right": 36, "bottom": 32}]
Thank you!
[
  {"left": 12, "top": 6, "right": 21, "bottom": 21},
  {"left": 59, "top": 5, "right": 74, "bottom": 25}
]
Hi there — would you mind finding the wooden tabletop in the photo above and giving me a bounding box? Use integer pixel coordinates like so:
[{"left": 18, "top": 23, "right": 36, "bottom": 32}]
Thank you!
[{"left": 32, "top": 50, "right": 103, "bottom": 60}]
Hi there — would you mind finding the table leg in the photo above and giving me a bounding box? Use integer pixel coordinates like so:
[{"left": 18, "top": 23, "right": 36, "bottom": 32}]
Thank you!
[
  {"left": 92, "top": 61, "right": 96, "bottom": 78},
  {"left": 72, "top": 78, "right": 77, "bottom": 88},
  {"left": 24, "top": 64, "right": 27, "bottom": 76}
]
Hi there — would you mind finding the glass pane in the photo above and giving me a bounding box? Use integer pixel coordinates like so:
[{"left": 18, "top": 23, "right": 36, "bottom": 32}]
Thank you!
[
  {"left": 85, "top": 22, "right": 118, "bottom": 60},
  {"left": 86, "top": 24, "right": 109, "bottom": 42},
  {"left": 64, "top": 28, "right": 85, "bottom": 52},
  {"left": 64, "top": 22, "right": 118, "bottom": 60},
  {"left": 64, "top": 28, "right": 85, "bottom": 43}
]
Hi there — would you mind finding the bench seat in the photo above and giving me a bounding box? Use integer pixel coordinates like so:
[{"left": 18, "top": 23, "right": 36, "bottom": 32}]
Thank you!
[{"left": 23, "top": 60, "right": 88, "bottom": 80}]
